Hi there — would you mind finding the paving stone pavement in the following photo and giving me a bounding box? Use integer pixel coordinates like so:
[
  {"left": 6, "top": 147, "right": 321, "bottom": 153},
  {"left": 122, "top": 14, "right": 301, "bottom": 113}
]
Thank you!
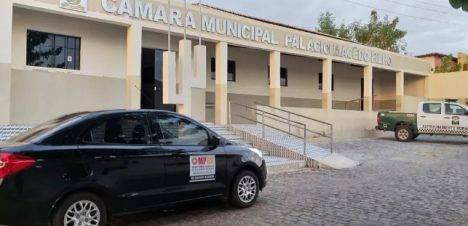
[{"left": 112, "top": 134, "right": 468, "bottom": 226}]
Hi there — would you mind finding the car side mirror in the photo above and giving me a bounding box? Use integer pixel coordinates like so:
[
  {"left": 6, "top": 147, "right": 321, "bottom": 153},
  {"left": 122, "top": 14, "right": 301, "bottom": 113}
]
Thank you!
[{"left": 210, "top": 135, "right": 220, "bottom": 148}]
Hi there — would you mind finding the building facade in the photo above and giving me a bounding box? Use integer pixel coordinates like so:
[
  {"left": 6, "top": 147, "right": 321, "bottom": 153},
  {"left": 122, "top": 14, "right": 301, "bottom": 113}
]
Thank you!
[{"left": 0, "top": 0, "right": 432, "bottom": 125}]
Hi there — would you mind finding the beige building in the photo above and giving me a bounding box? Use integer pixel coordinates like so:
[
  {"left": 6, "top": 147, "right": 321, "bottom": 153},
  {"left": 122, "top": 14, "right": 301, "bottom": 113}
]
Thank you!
[{"left": 0, "top": 0, "right": 432, "bottom": 126}]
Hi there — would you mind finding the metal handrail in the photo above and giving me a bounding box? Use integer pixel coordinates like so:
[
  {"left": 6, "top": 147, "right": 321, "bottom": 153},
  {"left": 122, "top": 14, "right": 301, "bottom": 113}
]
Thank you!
[
  {"left": 344, "top": 95, "right": 377, "bottom": 110},
  {"left": 230, "top": 102, "right": 309, "bottom": 155},
  {"left": 344, "top": 98, "right": 362, "bottom": 110},
  {"left": 263, "top": 114, "right": 330, "bottom": 138},
  {"left": 251, "top": 102, "right": 334, "bottom": 153},
  {"left": 255, "top": 102, "right": 332, "bottom": 126},
  {"left": 234, "top": 114, "right": 305, "bottom": 140},
  {"left": 229, "top": 102, "right": 334, "bottom": 155}
]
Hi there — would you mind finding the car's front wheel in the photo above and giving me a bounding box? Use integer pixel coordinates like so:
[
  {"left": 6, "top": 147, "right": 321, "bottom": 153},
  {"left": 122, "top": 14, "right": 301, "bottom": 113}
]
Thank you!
[
  {"left": 230, "top": 170, "right": 260, "bottom": 208},
  {"left": 52, "top": 192, "right": 107, "bottom": 226}
]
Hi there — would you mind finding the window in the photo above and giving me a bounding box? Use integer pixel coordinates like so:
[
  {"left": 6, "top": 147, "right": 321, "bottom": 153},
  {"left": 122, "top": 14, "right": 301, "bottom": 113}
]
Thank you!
[
  {"left": 10, "top": 112, "right": 84, "bottom": 143},
  {"left": 211, "top": 58, "right": 236, "bottom": 81},
  {"left": 150, "top": 114, "right": 209, "bottom": 146},
  {"left": 267, "top": 67, "right": 288, "bottom": 87},
  {"left": 422, "top": 103, "right": 442, "bottom": 114},
  {"left": 280, "top": 68, "right": 288, "bottom": 87},
  {"left": 318, "top": 73, "right": 335, "bottom": 91},
  {"left": 445, "top": 104, "right": 467, "bottom": 115},
  {"left": 27, "top": 30, "right": 80, "bottom": 70},
  {"left": 82, "top": 114, "right": 150, "bottom": 145}
]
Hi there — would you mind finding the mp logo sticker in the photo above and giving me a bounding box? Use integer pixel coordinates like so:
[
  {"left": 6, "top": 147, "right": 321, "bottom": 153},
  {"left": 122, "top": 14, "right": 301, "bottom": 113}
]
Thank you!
[
  {"left": 190, "top": 155, "right": 216, "bottom": 183},
  {"left": 60, "top": 0, "right": 88, "bottom": 12}
]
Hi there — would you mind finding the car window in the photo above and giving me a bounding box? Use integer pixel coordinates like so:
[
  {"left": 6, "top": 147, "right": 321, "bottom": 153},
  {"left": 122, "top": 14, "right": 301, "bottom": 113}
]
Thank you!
[
  {"left": 422, "top": 103, "right": 441, "bottom": 114},
  {"left": 150, "top": 114, "right": 209, "bottom": 146},
  {"left": 445, "top": 104, "right": 467, "bottom": 116},
  {"left": 9, "top": 112, "right": 86, "bottom": 143},
  {"left": 82, "top": 114, "right": 150, "bottom": 145}
]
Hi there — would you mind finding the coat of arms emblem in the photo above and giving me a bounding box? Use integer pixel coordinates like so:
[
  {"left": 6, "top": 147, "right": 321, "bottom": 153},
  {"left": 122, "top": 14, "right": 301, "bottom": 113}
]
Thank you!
[
  {"left": 60, "top": 0, "right": 88, "bottom": 12},
  {"left": 452, "top": 116, "right": 460, "bottom": 126}
]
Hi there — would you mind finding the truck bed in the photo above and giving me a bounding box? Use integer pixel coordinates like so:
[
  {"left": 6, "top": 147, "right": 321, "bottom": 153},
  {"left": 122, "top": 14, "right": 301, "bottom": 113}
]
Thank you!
[{"left": 376, "top": 111, "right": 417, "bottom": 132}]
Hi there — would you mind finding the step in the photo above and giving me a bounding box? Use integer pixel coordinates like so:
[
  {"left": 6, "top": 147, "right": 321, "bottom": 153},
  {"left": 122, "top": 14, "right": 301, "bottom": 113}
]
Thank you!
[
  {"left": 214, "top": 132, "right": 233, "bottom": 136},
  {"left": 212, "top": 130, "right": 232, "bottom": 134},
  {"left": 0, "top": 125, "right": 32, "bottom": 142}
]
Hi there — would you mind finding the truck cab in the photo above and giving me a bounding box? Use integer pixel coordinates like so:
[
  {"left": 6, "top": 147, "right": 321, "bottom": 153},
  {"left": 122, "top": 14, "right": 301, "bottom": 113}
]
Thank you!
[{"left": 417, "top": 101, "right": 468, "bottom": 135}]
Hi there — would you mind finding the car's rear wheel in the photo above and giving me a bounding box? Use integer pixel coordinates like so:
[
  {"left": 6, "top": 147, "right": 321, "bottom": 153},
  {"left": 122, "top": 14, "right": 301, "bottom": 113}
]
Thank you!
[
  {"left": 230, "top": 170, "right": 259, "bottom": 208},
  {"left": 52, "top": 192, "right": 107, "bottom": 226},
  {"left": 395, "top": 125, "right": 413, "bottom": 142}
]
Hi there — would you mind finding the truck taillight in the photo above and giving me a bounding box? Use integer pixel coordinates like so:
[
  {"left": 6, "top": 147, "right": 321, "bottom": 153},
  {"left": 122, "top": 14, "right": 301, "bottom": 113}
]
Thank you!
[
  {"left": 377, "top": 115, "right": 382, "bottom": 124},
  {"left": 0, "top": 153, "right": 35, "bottom": 179}
]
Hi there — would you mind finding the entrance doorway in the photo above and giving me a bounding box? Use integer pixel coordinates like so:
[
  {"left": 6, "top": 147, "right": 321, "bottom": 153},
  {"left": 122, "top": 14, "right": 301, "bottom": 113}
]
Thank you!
[{"left": 141, "top": 48, "right": 176, "bottom": 111}]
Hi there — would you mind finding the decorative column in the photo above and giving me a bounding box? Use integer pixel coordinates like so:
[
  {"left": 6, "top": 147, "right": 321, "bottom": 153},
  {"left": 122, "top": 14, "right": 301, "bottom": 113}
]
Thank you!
[
  {"left": 321, "top": 58, "right": 333, "bottom": 110},
  {"left": 176, "top": 39, "right": 193, "bottom": 116},
  {"left": 0, "top": 0, "right": 13, "bottom": 124},
  {"left": 126, "top": 24, "right": 142, "bottom": 109},
  {"left": 396, "top": 71, "right": 405, "bottom": 112},
  {"left": 215, "top": 42, "right": 228, "bottom": 125},
  {"left": 363, "top": 65, "right": 373, "bottom": 112},
  {"left": 269, "top": 51, "right": 281, "bottom": 107},
  {"left": 191, "top": 44, "right": 207, "bottom": 121}
]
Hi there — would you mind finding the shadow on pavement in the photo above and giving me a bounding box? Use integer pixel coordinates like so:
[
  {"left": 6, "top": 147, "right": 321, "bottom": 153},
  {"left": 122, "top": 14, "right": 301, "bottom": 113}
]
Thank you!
[
  {"left": 111, "top": 199, "right": 231, "bottom": 226},
  {"left": 376, "top": 135, "right": 468, "bottom": 146}
]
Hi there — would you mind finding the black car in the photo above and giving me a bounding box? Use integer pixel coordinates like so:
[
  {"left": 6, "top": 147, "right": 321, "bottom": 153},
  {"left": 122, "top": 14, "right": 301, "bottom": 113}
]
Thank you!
[{"left": 0, "top": 110, "right": 267, "bottom": 226}]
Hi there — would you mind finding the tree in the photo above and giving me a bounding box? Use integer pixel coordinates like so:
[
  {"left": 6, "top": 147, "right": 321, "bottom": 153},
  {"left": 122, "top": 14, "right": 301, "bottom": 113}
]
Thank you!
[
  {"left": 316, "top": 11, "right": 407, "bottom": 53},
  {"left": 434, "top": 54, "right": 462, "bottom": 73},
  {"left": 316, "top": 12, "right": 338, "bottom": 36},
  {"left": 317, "top": 12, "right": 353, "bottom": 39},
  {"left": 449, "top": 0, "right": 468, "bottom": 12}
]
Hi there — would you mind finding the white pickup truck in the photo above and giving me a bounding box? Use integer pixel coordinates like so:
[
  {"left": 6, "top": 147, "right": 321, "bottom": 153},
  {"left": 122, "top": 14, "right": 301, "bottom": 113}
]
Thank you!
[{"left": 376, "top": 100, "right": 468, "bottom": 141}]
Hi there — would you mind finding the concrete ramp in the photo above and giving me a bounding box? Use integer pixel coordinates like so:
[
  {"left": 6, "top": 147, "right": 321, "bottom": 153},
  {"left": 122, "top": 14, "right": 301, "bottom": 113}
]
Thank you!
[
  {"left": 230, "top": 124, "right": 360, "bottom": 170},
  {"left": 314, "top": 153, "right": 360, "bottom": 169}
]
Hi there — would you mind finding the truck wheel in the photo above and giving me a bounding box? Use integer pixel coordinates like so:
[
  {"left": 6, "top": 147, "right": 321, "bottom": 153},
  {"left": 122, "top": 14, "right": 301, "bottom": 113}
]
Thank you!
[{"left": 395, "top": 126, "right": 413, "bottom": 142}]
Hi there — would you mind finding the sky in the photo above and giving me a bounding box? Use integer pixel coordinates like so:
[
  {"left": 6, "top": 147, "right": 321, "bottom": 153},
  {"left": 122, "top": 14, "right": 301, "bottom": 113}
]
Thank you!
[{"left": 186, "top": 0, "right": 468, "bottom": 56}]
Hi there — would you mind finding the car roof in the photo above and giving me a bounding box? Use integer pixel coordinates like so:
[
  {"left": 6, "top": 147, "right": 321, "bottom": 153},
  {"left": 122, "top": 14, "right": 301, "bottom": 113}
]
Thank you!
[{"left": 82, "top": 109, "right": 176, "bottom": 118}]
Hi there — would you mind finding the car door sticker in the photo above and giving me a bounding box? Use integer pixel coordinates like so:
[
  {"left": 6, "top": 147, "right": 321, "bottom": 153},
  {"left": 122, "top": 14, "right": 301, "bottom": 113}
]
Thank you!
[{"left": 190, "top": 155, "right": 216, "bottom": 183}]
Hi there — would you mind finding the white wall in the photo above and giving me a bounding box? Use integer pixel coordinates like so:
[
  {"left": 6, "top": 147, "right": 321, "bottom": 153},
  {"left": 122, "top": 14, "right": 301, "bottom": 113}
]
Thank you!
[
  {"left": 261, "top": 106, "right": 379, "bottom": 139},
  {"left": 12, "top": 8, "right": 127, "bottom": 78},
  {"left": 9, "top": 8, "right": 128, "bottom": 123}
]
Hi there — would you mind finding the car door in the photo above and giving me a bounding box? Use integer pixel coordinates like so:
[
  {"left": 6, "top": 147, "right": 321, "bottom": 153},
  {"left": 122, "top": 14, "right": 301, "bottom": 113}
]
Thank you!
[
  {"left": 417, "top": 103, "right": 444, "bottom": 134},
  {"left": 78, "top": 112, "right": 166, "bottom": 212},
  {"left": 443, "top": 103, "right": 468, "bottom": 135},
  {"left": 148, "top": 112, "right": 227, "bottom": 203}
]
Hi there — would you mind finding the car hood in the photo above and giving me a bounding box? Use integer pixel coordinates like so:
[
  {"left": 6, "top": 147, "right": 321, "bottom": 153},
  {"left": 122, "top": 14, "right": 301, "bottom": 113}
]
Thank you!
[{"left": 225, "top": 139, "right": 251, "bottom": 148}]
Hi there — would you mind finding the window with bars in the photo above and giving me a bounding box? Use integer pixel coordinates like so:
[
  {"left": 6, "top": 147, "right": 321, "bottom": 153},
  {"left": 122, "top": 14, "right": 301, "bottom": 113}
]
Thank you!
[{"left": 27, "top": 30, "right": 81, "bottom": 70}]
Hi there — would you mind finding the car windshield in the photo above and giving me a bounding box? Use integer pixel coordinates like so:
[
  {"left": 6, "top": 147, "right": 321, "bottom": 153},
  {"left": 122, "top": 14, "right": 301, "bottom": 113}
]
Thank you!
[{"left": 8, "top": 112, "right": 88, "bottom": 143}]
